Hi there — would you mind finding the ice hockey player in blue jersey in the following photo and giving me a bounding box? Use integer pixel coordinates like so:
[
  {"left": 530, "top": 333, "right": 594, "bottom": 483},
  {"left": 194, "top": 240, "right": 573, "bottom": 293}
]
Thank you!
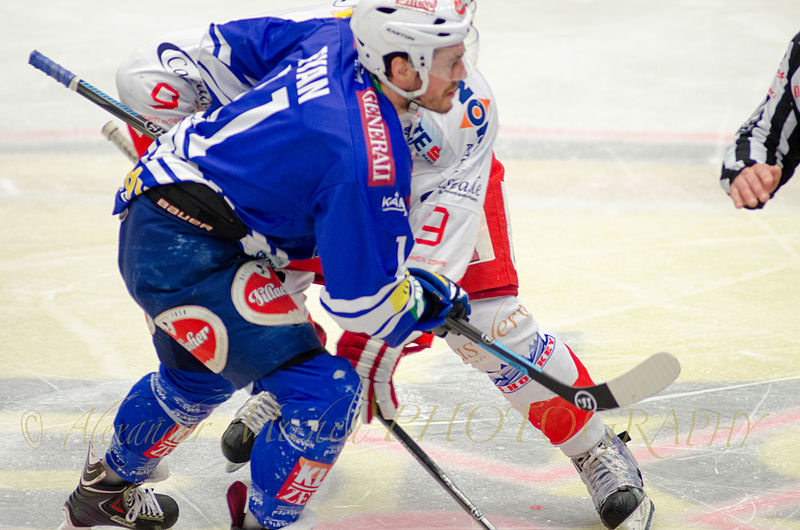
[{"left": 58, "top": 1, "right": 477, "bottom": 529}]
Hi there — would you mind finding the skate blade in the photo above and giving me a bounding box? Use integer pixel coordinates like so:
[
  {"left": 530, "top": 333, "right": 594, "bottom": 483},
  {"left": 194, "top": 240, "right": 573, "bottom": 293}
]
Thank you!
[
  {"left": 226, "top": 460, "right": 248, "bottom": 473},
  {"left": 617, "top": 495, "right": 655, "bottom": 530}
]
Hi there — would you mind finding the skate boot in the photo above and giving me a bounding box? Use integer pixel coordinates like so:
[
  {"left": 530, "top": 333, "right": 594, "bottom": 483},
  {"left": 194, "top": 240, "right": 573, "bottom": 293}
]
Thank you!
[
  {"left": 572, "top": 428, "right": 654, "bottom": 529},
  {"left": 221, "top": 391, "right": 281, "bottom": 472},
  {"left": 227, "top": 481, "right": 317, "bottom": 530},
  {"left": 59, "top": 444, "right": 179, "bottom": 529}
]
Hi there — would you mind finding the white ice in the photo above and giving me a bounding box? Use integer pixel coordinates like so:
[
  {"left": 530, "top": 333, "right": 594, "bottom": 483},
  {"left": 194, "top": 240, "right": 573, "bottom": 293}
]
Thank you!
[{"left": 2, "top": 1, "right": 800, "bottom": 529}]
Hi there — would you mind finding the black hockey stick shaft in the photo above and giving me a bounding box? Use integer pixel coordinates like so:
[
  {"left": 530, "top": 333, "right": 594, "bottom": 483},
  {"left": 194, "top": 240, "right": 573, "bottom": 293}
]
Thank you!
[
  {"left": 28, "top": 50, "right": 166, "bottom": 140},
  {"left": 445, "top": 316, "right": 680, "bottom": 412},
  {"left": 378, "top": 413, "right": 497, "bottom": 530}
]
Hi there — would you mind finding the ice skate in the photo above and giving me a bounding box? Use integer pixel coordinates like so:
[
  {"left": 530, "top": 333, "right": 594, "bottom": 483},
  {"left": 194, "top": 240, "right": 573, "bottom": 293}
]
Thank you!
[
  {"left": 227, "top": 481, "right": 317, "bottom": 530},
  {"left": 58, "top": 443, "right": 179, "bottom": 529},
  {"left": 221, "top": 392, "right": 281, "bottom": 472},
  {"left": 572, "top": 428, "right": 654, "bottom": 529}
]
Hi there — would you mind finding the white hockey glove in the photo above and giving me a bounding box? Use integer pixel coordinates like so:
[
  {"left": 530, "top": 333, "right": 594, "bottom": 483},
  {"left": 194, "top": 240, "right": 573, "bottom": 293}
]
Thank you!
[
  {"left": 337, "top": 331, "right": 404, "bottom": 423},
  {"left": 409, "top": 267, "right": 471, "bottom": 336},
  {"left": 337, "top": 331, "right": 434, "bottom": 423}
]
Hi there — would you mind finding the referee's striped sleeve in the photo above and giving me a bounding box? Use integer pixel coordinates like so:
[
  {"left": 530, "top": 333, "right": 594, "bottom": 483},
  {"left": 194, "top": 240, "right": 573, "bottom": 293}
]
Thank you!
[{"left": 721, "top": 32, "right": 800, "bottom": 194}]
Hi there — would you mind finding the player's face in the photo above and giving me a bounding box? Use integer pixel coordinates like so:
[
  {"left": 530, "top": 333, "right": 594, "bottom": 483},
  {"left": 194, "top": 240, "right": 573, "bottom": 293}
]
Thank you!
[{"left": 417, "top": 43, "right": 468, "bottom": 114}]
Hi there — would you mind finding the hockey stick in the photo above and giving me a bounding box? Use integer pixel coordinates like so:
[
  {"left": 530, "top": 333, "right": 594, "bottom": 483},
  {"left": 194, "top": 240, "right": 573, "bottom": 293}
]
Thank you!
[
  {"left": 101, "top": 121, "right": 139, "bottom": 163},
  {"left": 378, "top": 413, "right": 497, "bottom": 530},
  {"left": 28, "top": 50, "right": 166, "bottom": 140},
  {"left": 28, "top": 50, "right": 498, "bottom": 525},
  {"left": 28, "top": 49, "right": 681, "bottom": 411},
  {"left": 445, "top": 316, "right": 680, "bottom": 412}
]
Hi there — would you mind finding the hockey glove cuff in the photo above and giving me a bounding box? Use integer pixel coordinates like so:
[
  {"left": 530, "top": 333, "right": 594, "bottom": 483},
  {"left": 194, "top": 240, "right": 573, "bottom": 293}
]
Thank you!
[
  {"left": 337, "top": 331, "right": 405, "bottom": 423},
  {"left": 408, "top": 267, "right": 470, "bottom": 336}
]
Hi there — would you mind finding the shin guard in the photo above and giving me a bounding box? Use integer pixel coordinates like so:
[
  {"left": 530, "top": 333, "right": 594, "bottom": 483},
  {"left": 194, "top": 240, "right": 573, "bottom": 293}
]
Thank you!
[
  {"left": 105, "top": 366, "right": 233, "bottom": 483},
  {"left": 247, "top": 354, "right": 360, "bottom": 528}
]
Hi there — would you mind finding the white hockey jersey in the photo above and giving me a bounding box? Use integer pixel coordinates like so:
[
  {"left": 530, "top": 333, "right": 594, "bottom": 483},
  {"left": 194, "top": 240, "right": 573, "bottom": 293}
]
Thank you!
[{"left": 115, "top": 1, "right": 498, "bottom": 285}]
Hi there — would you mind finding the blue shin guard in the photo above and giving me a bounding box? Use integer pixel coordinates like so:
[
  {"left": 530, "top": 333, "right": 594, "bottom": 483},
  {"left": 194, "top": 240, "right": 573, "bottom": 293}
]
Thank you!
[{"left": 106, "top": 366, "right": 233, "bottom": 483}]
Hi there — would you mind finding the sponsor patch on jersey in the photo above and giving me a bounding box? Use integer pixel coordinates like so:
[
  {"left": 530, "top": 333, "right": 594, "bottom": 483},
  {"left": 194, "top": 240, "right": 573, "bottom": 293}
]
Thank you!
[
  {"left": 381, "top": 191, "right": 408, "bottom": 215},
  {"left": 357, "top": 87, "right": 396, "bottom": 186},
  {"left": 154, "top": 306, "right": 228, "bottom": 373},
  {"left": 143, "top": 424, "right": 196, "bottom": 459},
  {"left": 231, "top": 260, "right": 307, "bottom": 326},
  {"left": 396, "top": 0, "right": 437, "bottom": 13},
  {"left": 456, "top": 82, "right": 490, "bottom": 144},
  {"left": 408, "top": 113, "right": 443, "bottom": 164},
  {"left": 437, "top": 176, "right": 482, "bottom": 202},
  {"left": 156, "top": 42, "right": 211, "bottom": 108},
  {"left": 460, "top": 98, "right": 491, "bottom": 129},
  {"left": 276, "top": 457, "right": 332, "bottom": 505}
]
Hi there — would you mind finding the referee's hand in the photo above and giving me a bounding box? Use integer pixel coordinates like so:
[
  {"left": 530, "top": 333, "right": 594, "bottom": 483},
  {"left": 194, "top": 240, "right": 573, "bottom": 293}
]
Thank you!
[{"left": 729, "top": 163, "right": 781, "bottom": 209}]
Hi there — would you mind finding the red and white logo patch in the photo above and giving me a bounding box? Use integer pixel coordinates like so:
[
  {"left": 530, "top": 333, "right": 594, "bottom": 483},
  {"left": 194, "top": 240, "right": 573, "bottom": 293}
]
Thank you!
[
  {"left": 154, "top": 306, "right": 228, "bottom": 373},
  {"left": 276, "top": 457, "right": 332, "bottom": 506},
  {"left": 357, "top": 87, "right": 395, "bottom": 187},
  {"left": 143, "top": 424, "right": 196, "bottom": 459},
  {"left": 231, "top": 261, "right": 307, "bottom": 326}
]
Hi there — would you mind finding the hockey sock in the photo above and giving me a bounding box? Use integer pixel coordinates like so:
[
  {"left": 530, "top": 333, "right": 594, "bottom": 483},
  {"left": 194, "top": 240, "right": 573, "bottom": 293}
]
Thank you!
[{"left": 105, "top": 365, "right": 233, "bottom": 483}]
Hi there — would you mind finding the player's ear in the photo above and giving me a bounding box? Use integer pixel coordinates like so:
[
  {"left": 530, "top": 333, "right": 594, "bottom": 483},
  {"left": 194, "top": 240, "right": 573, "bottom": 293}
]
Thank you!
[{"left": 387, "top": 55, "right": 421, "bottom": 92}]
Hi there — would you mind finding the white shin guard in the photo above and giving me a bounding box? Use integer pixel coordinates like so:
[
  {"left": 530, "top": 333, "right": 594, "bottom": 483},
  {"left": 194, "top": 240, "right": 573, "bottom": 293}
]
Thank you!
[{"left": 445, "top": 295, "right": 605, "bottom": 456}]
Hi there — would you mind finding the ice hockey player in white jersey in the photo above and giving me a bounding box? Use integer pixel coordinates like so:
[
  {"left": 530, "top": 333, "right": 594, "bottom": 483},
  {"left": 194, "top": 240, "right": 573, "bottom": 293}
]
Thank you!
[
  {"left": 58, "top": 2, "right": 476, "bottom": 530},
  {"left": 114, "top": 1, "right": 653, "bottom": 528}
]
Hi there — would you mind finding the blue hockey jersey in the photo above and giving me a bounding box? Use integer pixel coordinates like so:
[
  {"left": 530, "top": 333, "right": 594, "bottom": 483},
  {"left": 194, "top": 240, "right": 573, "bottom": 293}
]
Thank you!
[{"left": 114, "top": 16, "right": 422, "bottom": 346}]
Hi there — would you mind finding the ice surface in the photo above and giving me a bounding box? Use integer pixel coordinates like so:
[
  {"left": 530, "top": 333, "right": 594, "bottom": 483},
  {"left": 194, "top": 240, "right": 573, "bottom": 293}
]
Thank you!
[{"left": 2, "top": 1, "right": 800, "bottom": 528}]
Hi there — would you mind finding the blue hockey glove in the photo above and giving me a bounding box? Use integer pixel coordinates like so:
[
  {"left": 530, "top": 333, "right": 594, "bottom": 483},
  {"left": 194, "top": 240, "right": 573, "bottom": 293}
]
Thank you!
[{"left": 408, "top": 267, "right": 470, "bottom": 336}]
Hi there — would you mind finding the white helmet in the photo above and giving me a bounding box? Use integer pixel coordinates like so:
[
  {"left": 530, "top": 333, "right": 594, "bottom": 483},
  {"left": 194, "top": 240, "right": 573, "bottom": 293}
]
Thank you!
[{"left": 350, "top": 0, "right": 478, "bottom": 99}]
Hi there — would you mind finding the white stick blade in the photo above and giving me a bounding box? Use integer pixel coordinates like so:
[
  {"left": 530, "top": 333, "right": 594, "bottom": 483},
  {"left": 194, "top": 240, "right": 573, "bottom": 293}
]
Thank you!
[{"left": 605, "top": 352, "right": 681, "bottom": 407}]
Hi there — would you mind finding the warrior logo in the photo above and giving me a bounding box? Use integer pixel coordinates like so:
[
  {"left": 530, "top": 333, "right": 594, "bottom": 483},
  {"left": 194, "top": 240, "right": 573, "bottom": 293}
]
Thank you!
[
  {"left": 276, "top": 457, "right": 332, "bottom": 505},
  {"left": 154, "top": 306, "right": 228, "bottom": 373},
  {"left": 231, "top": 260, "right": 307, "bottom": 326},
  {"left": 573, "top": 391, "right": 597, "bottom": 412}
]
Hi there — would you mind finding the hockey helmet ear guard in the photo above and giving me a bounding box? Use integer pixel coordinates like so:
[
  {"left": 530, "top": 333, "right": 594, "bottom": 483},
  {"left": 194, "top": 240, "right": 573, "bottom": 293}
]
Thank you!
[{"left": 350, "top": 0, "right": 479, "bottom": 99}]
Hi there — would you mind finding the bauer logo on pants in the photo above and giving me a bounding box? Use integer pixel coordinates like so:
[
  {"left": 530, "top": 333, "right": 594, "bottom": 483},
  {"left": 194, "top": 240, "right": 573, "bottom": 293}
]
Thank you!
[
  {"left": 154, "top": 306, "right": 229, "bottom": 373},
  {"left": 231, "top": 261, "right": 307, "bottom": 326}
]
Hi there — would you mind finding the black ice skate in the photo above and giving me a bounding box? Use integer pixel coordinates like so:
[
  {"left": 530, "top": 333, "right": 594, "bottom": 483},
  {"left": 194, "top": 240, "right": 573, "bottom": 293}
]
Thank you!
[
  {"left": 59, "top": 443, "right": 179, "bottom": 529},
  {"left": 572, "top": 428, "right": 654, "bottom": 529},
  {"left": 221, "top": 392, "right": 281, "bottom": 472}
]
